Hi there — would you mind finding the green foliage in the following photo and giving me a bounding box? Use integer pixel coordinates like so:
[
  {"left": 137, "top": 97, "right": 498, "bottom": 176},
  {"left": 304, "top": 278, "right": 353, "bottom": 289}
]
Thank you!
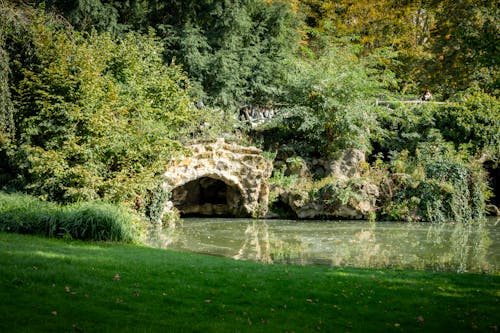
[
  {"left": 426, "top": 0, "right": 499, "bottom": 97},
  {"left": 40, "top": 0, "right": 301, "bottom": 111},
  {"left": 0, "top": 6, "right": 16, "bottom": 170},
  {"left": 0, "top": 41, "right": 13, "bottom": 148},
  {"left": 1, "top": 6, "right": 202, "bottom": 205},
  {"left": 145, "top": 184, "right": 171, "bottom": 227},
  {"left": 373, "top": 92, "right": 500, "bottom": 162},
  {"left": 436, "top": 92, "right": 500, "bottom": 161},
  {"left": 259, "top": 41, "right": 389, "bottom": 158},
  {"left": 31, "top": 0, "right": 121, "bottom": 33},
  {"left": 372, "top": 103, "right": 438, "bottom": 158},
  {"left": 28, "top": 1, "right": 500, "bottom": 99},
  {"left": 0, "top": 192, "right": 140, "bottom": 242},
  {"left": 314, "top": 179, "right": 366, "bottom": 212},
  {"left": 168, "top": 0, "right": 300, "bottom": 110},
  {"left": 298, "top": 0, "right": 434, "bottom": 94},
  {"left": 299, "top": 1, "right": 499, "bottom": 97},
  {"left": 376, "top": 143, "right": 489, "bottom": 222},
  {"left": 371, "top": 93, "right": 498, "bottom": 221},
  {"left": 269, "top": 165, "right": 298, "bottom": 189}
]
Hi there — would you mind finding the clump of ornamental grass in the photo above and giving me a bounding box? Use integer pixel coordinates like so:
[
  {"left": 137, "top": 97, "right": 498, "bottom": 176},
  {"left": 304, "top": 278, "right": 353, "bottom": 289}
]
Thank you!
[{"left": 0, "top": 192, "right": 141, "bottom": 242}]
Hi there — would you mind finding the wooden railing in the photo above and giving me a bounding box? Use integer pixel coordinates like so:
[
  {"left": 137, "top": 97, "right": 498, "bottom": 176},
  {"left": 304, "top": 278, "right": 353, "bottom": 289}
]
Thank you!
[{"left": 376, "top": 100, "right": 446, "bottom": 106}]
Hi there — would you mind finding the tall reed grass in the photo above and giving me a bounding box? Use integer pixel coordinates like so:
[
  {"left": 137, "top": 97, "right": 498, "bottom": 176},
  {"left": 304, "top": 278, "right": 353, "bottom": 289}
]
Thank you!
[{"left": 0, "top": 192, "right": 140, "bottom": 242}]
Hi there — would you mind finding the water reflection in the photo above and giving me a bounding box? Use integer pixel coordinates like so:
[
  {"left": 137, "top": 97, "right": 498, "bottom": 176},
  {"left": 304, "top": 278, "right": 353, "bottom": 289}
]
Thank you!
[
  {"left": 155, "top": 217, "right": 499, "bottom": 273},
  {"left": 233, "top": 221, "right": 272, "bottom": 263}
]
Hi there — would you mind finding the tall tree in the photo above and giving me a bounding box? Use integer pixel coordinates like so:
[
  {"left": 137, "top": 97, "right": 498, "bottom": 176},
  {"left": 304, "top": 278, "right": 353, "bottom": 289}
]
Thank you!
[
  {"left": 33, "top": 0, "right": 301, "bottom": 109},
  {"left": 0, "top": 4, "right": 203, "bottom": 203},
  {"left": 298, "top": 0, "right": 436, "bottom": 93},
  {"left": 153, "top": 0, "right": 300, "bottom": 109},
  {"left": 425, "top": 0, "right": 499, "bottom": 97}
]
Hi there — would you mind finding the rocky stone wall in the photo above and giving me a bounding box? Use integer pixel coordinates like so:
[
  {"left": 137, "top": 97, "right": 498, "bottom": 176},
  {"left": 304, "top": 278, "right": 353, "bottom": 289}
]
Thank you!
[
  {"left": 159, "top": 139, "right": 273, "bottom": 221},
  {"left": 269, "top": 149, "right": 379, "bottom": 220}
]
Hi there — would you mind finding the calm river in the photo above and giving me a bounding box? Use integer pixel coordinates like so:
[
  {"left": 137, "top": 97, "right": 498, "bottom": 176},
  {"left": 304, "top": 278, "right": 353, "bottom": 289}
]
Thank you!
[{"left": 157, "top": 217, "right": 499, "bottom": 273}]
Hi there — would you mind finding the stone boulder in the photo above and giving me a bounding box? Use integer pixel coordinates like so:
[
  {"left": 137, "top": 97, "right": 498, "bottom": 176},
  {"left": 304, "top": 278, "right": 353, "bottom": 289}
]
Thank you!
[
  {"left": 270, "top": 149, "right": 379, "bottom": 220},
  {"left": 328, "top": 148, "right": 366, "bottom": 180},
  {"left": 274, "top": 180, "right": 378, "bottom": 220}
]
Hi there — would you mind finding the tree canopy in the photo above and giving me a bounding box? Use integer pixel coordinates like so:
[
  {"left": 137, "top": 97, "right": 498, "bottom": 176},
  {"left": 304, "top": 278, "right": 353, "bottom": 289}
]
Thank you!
[
  {"left": 0, "top": 5, "right": 204, "bottom": 204},
  {"left": 1, "top": 0, "right": 498, "bottom": 219}
]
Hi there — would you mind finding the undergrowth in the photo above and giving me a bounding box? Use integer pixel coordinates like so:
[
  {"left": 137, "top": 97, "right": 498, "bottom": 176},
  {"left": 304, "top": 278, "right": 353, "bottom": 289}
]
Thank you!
[{"left": 0, "top": 192, "right": 141, "bottom": 242}]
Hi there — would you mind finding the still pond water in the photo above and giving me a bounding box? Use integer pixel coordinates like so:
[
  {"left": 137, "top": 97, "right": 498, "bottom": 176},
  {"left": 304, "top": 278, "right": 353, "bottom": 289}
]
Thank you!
[{"left": 158, "top": 217, "right": 499, "bottom": 273}]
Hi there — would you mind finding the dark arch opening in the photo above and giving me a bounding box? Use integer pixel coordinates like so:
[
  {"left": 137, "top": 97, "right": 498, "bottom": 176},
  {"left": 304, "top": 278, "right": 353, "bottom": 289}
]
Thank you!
[
  {"left": 171, "top": 177, "right": 246, "bottom": 217},
  {"left": 269, "top": 199, "right": 297, "bottom": 219}
]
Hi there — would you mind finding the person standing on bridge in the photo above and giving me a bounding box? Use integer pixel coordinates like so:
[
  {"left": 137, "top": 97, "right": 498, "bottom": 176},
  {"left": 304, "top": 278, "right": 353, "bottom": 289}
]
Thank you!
[{"left": 421, "top": 90, "right": 432, "bottom": 102}]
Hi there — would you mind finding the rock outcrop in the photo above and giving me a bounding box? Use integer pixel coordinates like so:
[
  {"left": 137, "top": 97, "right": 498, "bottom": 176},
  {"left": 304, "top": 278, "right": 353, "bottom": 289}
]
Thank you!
[
  {"left": 328, "top": 149, "right": 366, "bottom": 180},
  {"left": 159, "top": 139, "right": 273, "bottom": 220},
  {"left": 270, "top": 149, "right": 379, "bottom": 220}
]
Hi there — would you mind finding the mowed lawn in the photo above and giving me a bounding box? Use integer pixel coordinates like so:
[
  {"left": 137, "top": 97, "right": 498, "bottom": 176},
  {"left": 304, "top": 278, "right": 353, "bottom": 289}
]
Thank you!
[{"left": 0, "top": 232, "right": 498, "bottom": 332}]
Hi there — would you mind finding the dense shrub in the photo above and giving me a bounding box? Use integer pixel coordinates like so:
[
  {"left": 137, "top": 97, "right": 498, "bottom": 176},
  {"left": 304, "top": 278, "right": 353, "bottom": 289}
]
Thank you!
[
  {"left": 26, "top": 0, "right": 301, "bottom": 110},
  {"left": 436, "top": 92, "right": 500, "bottom": 161},
  {"left": 0, "top": 5, "right": 206, "bottom": 206},
  {"left": 375, "top": 143, "right": 489, "bottom": 223},
  {"left": 257, "top": 42, "right": 390, "bottom": 158},
  {"left": 371, "top": 92, "right": 498, "bottom": 219},
  {"left": 373, "top": 92, "right": 500, "bottom": 162},
  {"left": 0, "top": 192, "right": 140, "bottom": 242}
]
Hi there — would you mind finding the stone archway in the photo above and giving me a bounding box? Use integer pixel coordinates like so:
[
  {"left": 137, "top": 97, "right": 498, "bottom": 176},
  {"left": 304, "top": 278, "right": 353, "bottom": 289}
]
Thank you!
[
  {"left": 171, "top": 176, "right": 245, "bottom": 216},
  {"left": 159, "top": 139, "right": 273, "bottom": 220}
]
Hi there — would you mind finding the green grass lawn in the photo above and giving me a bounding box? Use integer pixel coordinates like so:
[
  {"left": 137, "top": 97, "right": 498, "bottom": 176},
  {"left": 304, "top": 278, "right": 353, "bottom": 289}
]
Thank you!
[{"left": 0, "top": 232, "right": 498, "bottom": 332}]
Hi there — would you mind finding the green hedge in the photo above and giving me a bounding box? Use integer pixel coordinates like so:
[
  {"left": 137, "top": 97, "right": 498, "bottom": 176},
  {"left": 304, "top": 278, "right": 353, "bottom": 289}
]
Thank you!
[{"left": 0, "top": 192, "right": 139, "bottom": 242}]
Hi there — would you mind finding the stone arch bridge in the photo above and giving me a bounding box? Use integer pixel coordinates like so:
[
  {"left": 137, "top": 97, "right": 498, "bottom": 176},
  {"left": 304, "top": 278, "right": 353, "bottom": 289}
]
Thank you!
[{"left": 159, "top": 139, "right": 273, "bottom": 220}]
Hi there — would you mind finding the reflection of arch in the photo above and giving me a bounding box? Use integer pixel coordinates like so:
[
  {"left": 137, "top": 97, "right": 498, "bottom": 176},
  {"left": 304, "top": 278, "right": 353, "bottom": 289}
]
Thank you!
[
  {"left": 234, "top": 221, "right": 272, "bottom": 263},
  {"left": 171, "top": 175, "right": 246, "bottom": 217}
]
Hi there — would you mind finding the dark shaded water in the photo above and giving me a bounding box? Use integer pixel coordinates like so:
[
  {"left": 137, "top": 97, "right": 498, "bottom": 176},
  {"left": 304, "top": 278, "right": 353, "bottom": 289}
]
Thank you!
[{"left": 157, "top": 217, "right": 499, "bottom": 273}]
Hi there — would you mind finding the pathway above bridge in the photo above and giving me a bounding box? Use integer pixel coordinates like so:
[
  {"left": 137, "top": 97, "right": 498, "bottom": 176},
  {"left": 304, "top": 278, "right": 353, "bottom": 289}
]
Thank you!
[{"left": 161, "top": 139, "right": 273, "bottom": 219}]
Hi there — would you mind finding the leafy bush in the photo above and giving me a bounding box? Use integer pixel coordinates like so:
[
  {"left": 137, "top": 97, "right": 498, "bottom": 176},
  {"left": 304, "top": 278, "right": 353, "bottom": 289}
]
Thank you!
[
  {"left": 371, "top": 92, "right": 498, "bottom": 220},
  {"left": 436, "top": 92, "right": 500, "bottom": 161},
  {"left": 258, "top": 41, "right": 390, "bottom": 158},
  {"left": 269, "top": 165, "right": 298, "bottom": 190},
  {"left": 315, "top": 180, "right": 365, "bottom": 211},
  {"left": 373, "top": 92, "right": 500, "bottom": 162},
  {"left": 0, "top": 5, "right": 204, "bottom": 206},
  {"left": 375, "top": 142, "right": 489, "bottom": 222},
  {"left": 0, "top": 192, "right": 140, "bottom": 242}
]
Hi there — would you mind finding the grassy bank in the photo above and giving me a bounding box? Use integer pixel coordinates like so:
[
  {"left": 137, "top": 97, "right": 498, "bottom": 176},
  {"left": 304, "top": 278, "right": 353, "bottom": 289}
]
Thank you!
[
  {"left": 0, "top": 232, "right": 498, "bottom": 332},
  {"left": 0, "top": 192, "right": 141, "bottom": 242}
]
